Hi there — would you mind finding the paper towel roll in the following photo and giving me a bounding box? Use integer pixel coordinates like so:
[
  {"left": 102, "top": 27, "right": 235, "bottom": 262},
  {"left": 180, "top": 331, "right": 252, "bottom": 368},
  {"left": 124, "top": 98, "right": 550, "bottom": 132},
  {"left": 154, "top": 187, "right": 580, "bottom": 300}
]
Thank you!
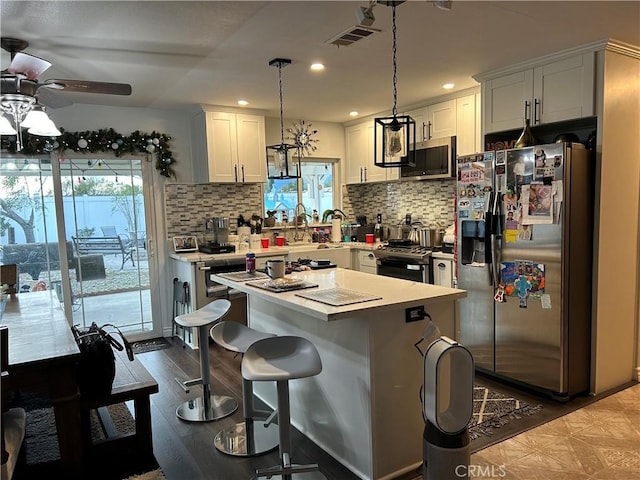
[{"left": 331, "top": 218, "right": 342, "bottom": 243}]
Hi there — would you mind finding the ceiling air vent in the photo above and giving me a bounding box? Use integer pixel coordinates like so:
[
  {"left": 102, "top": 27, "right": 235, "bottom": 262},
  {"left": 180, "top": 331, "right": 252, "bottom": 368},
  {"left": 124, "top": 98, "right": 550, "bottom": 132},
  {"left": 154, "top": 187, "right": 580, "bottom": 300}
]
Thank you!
[{"left": 325, "top": 24, "right": 381, "bottom": 47}]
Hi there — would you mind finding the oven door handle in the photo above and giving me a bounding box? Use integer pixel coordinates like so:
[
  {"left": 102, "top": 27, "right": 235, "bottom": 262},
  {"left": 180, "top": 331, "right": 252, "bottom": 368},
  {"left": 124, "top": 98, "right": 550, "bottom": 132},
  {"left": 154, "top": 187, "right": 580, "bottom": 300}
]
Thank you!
[{"left": 377, "top": 258, "right": 427, "bottom": 270}]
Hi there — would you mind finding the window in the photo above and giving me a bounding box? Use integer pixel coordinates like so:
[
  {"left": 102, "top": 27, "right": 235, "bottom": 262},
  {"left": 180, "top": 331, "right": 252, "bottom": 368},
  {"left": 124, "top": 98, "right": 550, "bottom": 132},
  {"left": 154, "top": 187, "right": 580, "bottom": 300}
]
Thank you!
[{"left": 263, "top": 159, "right": 337, "bottom": 222}]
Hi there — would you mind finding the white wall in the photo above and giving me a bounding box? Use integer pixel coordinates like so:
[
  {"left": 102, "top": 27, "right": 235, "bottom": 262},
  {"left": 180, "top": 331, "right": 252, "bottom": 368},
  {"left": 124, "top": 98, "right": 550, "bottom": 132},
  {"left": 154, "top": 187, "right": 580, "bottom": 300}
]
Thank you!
[{"left": 264, "top": 117, "right": 345, "bottom": 160}]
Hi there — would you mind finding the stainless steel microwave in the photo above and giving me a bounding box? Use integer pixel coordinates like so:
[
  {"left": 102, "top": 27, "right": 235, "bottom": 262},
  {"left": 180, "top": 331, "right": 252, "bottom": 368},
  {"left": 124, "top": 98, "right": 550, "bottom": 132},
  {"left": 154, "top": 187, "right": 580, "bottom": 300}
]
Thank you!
[{"left": 400, "top": 136, "right": 457, "bottom": 180}]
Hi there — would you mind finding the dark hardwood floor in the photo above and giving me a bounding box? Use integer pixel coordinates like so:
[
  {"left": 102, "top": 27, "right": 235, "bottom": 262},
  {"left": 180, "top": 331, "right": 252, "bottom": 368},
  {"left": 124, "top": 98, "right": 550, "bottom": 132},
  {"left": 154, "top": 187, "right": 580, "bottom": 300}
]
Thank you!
[{"left": 136, "top": 336, "right": 384, "bottom": 480}]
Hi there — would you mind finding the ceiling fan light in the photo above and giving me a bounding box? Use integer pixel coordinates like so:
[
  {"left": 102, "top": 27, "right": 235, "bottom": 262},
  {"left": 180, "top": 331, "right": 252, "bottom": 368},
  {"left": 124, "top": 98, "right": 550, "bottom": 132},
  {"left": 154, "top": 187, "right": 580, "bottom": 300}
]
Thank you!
[
  {"left": 0, "top": 114, "right": 17, "bottom": 135},
  {"left": 28, "top": 116, "right": 61, "bottom": 137},
  {"left": 21, "top": 107, "right": 50, "bottom": 129}
]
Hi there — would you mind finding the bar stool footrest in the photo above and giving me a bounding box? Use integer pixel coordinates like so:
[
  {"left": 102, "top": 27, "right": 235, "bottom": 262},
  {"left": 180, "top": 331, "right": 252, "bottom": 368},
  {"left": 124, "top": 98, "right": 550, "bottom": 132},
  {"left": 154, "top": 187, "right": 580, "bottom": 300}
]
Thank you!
[{"left": 255, "top": 463, "right": 322, "bottom": 478}]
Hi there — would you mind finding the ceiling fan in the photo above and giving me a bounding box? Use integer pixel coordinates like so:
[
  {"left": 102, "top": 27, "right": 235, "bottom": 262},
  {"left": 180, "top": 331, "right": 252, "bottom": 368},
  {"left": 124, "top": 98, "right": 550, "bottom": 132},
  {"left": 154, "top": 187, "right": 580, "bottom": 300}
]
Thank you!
[{"left": 0, "top": 37, "right": 132, "bottom": 150}]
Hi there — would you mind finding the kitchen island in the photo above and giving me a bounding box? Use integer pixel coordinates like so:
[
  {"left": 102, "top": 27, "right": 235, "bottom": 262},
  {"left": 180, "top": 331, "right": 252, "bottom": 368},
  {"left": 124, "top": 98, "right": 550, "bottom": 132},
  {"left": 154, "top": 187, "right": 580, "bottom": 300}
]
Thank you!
[{"left": 212, "top": 268, "right": 466, "bottom": 480}]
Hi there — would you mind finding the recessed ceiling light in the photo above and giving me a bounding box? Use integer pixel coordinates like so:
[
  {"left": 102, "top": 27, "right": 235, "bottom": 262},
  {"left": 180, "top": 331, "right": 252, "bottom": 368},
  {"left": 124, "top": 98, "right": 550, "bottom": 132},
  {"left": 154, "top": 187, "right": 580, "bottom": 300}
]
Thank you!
[
  {"left": 310, "top": 63, "right": 325, "bottom": 71},
  {"left": 442, "top": 83, "right": 455, "bottom": 90},
  {"left": 237, "top": 99, "right": 249, "bottom": 106},
  {"left": 349, "top": 111, "right": 359, "bottom": 117}
]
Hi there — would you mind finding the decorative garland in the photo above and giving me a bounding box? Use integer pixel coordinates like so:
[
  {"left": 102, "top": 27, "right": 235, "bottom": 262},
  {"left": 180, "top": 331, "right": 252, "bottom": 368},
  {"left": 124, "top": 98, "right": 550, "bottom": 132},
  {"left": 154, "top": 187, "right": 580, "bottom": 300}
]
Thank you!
[{"left": 1, "top": 128, "right": 176, "bottom": 178}]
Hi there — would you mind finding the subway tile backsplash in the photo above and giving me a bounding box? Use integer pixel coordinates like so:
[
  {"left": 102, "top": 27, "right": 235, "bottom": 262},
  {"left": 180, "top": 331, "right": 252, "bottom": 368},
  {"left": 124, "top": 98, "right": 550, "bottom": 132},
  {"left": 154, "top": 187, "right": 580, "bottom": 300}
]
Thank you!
[
  {"left": 342, "top": 179, "right": 456, "bottom": 228},
  {"left": 165, "top": 179, "right": 456, "bottom": 240},
  {"left": 165, "top": 183, "right": 263, "bottom": 238}
]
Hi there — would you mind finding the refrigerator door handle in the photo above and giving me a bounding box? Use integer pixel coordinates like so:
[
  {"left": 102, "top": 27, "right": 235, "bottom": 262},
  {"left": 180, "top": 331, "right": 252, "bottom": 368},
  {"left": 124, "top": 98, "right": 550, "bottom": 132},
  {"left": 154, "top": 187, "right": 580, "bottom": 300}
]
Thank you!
[
  {"left": 490, "top": 188, "right": 502, "bottom": 287},
  {"left": 484, "top": 191, "right": 494, "bottom": 286}
]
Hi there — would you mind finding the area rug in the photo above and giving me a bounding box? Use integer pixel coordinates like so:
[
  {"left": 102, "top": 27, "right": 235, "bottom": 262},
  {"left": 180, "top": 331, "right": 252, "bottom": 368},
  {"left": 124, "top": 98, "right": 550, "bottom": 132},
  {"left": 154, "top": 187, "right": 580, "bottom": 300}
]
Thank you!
[
  {"left": 468, "top": 383, "right": 543, "bottom": 440},
  {"left": 23, "top": 402, "right": 136, "bottom": 465},
  {"left": 131, "top": 337, "right": 171, "bottom": 354},
  {"left": 123, "top": 469, "right": 166, "bottom": 480}
]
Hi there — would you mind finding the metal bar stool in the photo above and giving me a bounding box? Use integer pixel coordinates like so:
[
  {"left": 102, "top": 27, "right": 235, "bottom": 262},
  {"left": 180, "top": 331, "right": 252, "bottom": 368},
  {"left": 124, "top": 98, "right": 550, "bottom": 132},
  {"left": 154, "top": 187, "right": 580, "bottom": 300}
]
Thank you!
[
  {"left": 210, "top": 321, "right": 279, "bottom": 456},
  {"left": 174, "top": 299, "right": 238, "bottom": 422},
  {"left": 242, "top": 335, "right": 326, "bottom": 479}
]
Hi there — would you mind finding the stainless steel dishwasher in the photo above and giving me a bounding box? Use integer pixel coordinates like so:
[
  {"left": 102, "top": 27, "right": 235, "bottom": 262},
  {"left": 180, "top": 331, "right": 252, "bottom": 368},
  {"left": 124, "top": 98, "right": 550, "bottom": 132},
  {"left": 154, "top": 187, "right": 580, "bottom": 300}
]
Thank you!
[{"left": 194, "top": 258, "right": 247, "bottom": 324}]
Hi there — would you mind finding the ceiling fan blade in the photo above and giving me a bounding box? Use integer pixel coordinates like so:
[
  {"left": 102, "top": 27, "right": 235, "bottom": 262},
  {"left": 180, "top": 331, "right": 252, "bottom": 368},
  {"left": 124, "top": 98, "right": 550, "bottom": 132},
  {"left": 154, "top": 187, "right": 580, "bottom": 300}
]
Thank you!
[
  {"left": 44, "top": 79, "right": 132, "bottom": 95},
  {"left": 7, "top": 52, "right": 51, "bottom": 80},
  {"left": 36, "top": 87, "right": 74, "bottom": 109}
]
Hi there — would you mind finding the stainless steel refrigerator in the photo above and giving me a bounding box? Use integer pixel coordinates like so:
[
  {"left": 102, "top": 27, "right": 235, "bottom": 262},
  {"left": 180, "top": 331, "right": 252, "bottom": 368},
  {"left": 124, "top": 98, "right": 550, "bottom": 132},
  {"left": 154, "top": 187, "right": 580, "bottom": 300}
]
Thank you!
[{"left": 455, "top": 143, "right": 593, "bottom": 399}]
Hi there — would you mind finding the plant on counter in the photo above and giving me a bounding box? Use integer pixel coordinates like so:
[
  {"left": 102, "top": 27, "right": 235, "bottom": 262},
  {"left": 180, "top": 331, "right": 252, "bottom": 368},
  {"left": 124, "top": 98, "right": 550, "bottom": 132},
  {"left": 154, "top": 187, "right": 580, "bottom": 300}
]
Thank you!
[
  {"left": 264, "top": 210, "right": 277, "bottom": 227},
  {"left": 295, "top": 212, "right": 312, "bottom": 226},
  {"left": 321, "top": 209, "right": 347, "bottom": 223}
]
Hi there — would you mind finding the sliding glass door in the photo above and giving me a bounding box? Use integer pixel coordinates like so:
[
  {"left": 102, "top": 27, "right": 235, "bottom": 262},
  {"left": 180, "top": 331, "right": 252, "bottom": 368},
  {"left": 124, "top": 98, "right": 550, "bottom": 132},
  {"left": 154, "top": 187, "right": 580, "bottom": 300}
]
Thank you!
[{"left": 0, "top": 153, "right": 160, "bottom": 339}]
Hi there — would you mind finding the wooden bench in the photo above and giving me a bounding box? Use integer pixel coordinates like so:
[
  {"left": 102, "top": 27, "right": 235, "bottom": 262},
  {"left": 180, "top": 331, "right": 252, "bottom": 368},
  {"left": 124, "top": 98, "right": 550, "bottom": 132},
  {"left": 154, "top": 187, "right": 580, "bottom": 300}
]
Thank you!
[
  {"left": 80, "top": 348, "right": 159, "bottom": 464},
  {"left": 72, "top": 236, "right": 135, "bottom": 270}
]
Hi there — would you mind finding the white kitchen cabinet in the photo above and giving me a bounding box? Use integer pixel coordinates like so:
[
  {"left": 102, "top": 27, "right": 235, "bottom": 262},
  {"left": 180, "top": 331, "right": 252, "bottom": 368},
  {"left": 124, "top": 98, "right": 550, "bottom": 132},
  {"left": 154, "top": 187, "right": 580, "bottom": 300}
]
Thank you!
[
  {"left": 425, "top": 99, "right": 457, "bottom": 140},
  {"left": 409, "top": 99, "right": 456, "bottom": 142},
  {"left": 345, "top": 122, "right": 395, "bottom": 184},
  {"left": 195, "top": 110, "right": 266, "bottom": 183},
  {"left": 481, "top": 52, "right": 595, "bottom": 133},
  {"left": 355, "top": 249, "right": 377, "bottom": 275},
  {"left": 455, "top": 93, "right": 481, "bottom": 156},
  {"left": 432, "top": 257, "right": 453, "bottom": 288}
]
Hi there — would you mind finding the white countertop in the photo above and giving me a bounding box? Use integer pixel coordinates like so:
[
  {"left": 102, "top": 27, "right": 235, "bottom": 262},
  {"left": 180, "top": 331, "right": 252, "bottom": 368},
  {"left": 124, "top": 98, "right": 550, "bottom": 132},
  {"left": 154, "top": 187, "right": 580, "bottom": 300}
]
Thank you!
[
  {"left": 169, "top": 242, "right": 381, "bottom": 263},
  {"left": 211, "top": 267, "right": 466, "bottom": 322}
]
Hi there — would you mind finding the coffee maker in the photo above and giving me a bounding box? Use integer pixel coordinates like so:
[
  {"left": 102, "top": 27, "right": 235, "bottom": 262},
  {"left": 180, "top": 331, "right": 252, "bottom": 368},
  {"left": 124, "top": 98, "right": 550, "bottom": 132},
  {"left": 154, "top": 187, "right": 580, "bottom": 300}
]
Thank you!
[{"left": 200, "top": 217, "right": 235, "bottom": 254}]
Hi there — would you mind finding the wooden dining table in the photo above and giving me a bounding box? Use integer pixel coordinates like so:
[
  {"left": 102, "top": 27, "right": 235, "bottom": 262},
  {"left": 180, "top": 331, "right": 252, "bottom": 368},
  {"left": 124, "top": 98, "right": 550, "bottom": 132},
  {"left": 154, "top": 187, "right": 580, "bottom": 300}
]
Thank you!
[{"left": 2, "top": 290, "right": 84, "bottom": 478}]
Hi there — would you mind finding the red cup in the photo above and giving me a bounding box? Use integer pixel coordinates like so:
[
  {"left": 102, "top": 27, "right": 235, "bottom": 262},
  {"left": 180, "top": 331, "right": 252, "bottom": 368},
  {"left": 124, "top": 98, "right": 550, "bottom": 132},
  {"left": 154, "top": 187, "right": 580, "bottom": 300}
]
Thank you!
[
  {"left": 261, "top": 238, "right": 270, "bottom": 248},
  {"left": 365, "top": 233, "right": 375, "bottom": 244},
  {"left": 276, "top": 236, "right": 285, "bottom": 247}
]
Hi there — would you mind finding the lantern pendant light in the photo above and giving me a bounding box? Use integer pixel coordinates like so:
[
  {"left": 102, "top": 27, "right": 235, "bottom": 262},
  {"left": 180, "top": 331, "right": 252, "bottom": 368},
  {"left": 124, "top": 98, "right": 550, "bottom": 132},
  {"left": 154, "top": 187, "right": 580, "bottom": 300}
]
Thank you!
[
  {"left": 266, "top": 58, "right": 301, "bottom": 179},
  {"left": 374, "top": 2, "right": 415, "bottom": 168}
]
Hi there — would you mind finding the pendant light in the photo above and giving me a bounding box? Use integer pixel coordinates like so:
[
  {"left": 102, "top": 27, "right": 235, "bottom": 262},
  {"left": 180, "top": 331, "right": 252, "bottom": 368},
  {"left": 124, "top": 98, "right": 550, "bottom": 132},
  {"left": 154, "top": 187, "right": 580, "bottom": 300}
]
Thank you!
[
  {"left": 266, "top": 58, "right": 301, "bottom": 179},
  {"left": 374, "top": 2, "right": 415, "bottom": 168}
]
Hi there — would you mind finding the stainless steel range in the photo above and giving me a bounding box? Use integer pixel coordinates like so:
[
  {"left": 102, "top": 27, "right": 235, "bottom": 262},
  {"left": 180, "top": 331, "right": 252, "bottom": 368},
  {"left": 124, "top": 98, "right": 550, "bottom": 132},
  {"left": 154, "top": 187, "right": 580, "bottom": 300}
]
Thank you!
[{"left": 374, "top": 240, "right": 432, "bottom": 283}]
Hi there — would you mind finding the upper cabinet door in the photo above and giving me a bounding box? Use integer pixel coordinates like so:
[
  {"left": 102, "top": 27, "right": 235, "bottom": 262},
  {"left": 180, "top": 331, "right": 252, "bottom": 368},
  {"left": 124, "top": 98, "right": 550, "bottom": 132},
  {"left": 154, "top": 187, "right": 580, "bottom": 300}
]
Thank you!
[
  {"left": 206, "top": 111, "right": 239, "bottom": 183},
  {"left": 345, "top": 122, "right": 394, "bottom": 184},
  {"left": 236, "top": 114, "right": 266, "bottom": 183},
  {"left": 456, "top": 94, "right": 478, "bottom": 156},
  {"left": 533, "top": 53, "right": 595, "bottom": 125},
  {"left": 483, "top": 70, "right": 534, "bottom": 133},
  {"left": 425, "top": 99, "right": 457, "bottom": 140},
  {"left": 345, "top": 123, "right": 367, "bottom": 184}
]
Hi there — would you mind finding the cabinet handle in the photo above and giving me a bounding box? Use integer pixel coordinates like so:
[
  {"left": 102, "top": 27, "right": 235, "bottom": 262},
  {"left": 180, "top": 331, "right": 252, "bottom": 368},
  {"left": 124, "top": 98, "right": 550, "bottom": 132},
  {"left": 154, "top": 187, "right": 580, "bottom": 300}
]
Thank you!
[
  {"left": 363, "top": 167, "right": 367, "bottom": 182},
  {"left": 533, "top": 99, "right": 540, "bottom": 125},
  {"left": 234, "top": 164, "right": 238, "bottom": 182},
  {"left": 438, "top": 262, "right": 446, "bottom": 269},
  {"left": 241, "top": 164, "right": 245, "bottom": 182},
  {"left": 360, "top": 167, "right": 363, "bottom": 183},
  {"left": 427, "top": 121, "right": 432, "bottom": 140},
  {"left": 368, "top": 253, "right": 374, "bottom": 258},
  {"left": 421, "top": 122, "right": 427, "bottom": 142},
  {"left": 524, "top": 101, "right": 531, "bottom": 121}
]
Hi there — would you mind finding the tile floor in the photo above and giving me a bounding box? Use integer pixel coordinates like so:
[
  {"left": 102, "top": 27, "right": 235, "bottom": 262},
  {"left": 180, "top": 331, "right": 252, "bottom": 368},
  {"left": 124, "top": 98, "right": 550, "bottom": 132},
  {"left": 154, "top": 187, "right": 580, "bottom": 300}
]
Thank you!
[{"left": 470, "top": 382, "right": 640, "bottom": 479}]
